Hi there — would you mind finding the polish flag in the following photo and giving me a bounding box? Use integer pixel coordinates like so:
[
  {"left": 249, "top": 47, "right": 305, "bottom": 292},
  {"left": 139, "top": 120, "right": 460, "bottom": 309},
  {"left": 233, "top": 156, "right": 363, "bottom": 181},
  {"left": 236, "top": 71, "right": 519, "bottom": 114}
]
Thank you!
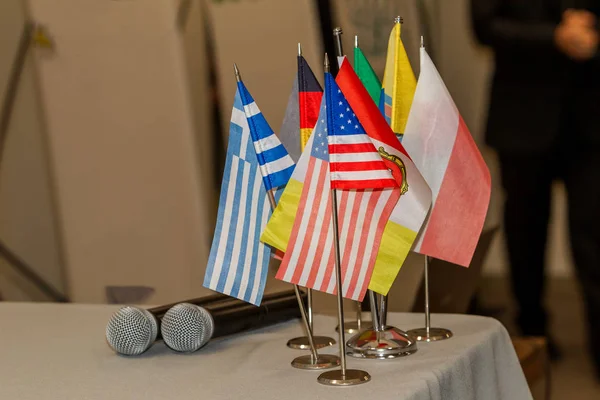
[{"left": 402, "top": 47, "right": 491, "bottom": 267}]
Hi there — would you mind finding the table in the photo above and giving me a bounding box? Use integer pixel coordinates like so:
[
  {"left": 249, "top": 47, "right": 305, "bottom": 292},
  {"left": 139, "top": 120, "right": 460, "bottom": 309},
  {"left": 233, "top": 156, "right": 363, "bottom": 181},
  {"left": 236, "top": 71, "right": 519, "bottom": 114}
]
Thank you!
[{"left": 0, "top": 303, "right": 532, "bottom": 399}]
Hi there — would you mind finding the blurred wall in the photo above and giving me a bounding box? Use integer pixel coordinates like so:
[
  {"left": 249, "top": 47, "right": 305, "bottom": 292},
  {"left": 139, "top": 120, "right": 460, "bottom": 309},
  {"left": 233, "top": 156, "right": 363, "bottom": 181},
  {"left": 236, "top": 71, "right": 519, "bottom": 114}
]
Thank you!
[{"left": 0, "top": 0, "right": 65, "bottom": 301}]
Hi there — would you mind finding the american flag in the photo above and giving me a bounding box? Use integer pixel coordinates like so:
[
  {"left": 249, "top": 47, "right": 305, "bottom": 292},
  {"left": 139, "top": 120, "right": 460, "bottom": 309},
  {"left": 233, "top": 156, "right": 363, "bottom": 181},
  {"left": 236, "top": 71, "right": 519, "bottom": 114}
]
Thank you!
[
  {"left": 276, "top": 83, "right": 399, "bottom": 301},
  {"left": 325, "top": 74, "right": 397, "bottom": 190}
]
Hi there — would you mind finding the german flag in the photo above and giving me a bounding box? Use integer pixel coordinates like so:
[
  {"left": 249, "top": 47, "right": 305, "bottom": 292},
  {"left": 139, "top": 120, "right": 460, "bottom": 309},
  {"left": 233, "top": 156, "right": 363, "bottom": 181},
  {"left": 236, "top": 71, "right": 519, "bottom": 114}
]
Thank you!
[{"left": 298, "top": 55, "right": 322, "bottom": 151}]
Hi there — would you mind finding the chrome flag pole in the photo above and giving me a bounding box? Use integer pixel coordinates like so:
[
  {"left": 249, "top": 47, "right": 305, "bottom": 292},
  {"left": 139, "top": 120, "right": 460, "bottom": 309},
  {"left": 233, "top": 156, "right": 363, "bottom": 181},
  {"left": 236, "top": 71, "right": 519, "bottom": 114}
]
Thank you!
[
  {"left": 344, "top": 25, "right": 417, "bottom": 359},
  {"left": 287, "top": 43, "right": 335, "bottom": 352},
  {"left": 317, "top": 55, "right": 369, "bottom": 386},
  {"left": 403, "top": 38, "right": 453, "bottom": 343},
  {"left": 331, "top": 26, "right": 366, "bottom": 336},
  {"left": 406, "top": 255, "right": 453, "bottom": 341},
  {"left": 266, "top": 187, "right": 339, "bottom": 369}
]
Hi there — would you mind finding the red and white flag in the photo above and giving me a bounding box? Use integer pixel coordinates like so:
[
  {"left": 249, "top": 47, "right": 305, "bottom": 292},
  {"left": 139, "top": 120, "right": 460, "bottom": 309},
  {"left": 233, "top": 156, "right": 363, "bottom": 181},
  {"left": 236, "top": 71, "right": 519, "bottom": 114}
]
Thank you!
[
  {"left": 402, "top": 47, "right": 491, "bottom": 267},
  {"left": 275, "top": 73, "right": 399, "bottom": 301}
]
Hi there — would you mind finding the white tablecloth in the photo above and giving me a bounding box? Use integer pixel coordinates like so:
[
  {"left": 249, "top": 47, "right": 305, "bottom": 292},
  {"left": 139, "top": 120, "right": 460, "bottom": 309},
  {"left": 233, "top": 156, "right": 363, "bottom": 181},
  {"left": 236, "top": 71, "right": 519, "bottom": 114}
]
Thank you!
[{"left": 0, "top": 303, "right": 531, "bottom": 399}]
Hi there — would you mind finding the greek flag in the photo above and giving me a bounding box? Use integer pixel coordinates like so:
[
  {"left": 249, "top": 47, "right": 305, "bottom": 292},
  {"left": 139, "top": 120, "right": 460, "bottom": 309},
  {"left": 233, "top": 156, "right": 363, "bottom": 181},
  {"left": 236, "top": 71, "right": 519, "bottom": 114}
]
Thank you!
[
  {"left": 203, "top": 89, "right": 271, "bottom": 305},
  {"left": 237, "top": 81, "right": 295, "bottom": 191}
]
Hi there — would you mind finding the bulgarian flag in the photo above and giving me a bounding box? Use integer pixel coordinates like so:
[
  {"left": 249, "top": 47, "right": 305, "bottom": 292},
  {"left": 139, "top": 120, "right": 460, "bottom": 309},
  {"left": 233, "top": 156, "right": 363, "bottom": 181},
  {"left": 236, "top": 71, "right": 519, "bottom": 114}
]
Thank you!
[
  {"left": 402, "top": 46, "right": 491, "bottom": 267},
  {"left": 336, "top": 58, "right": 432, "bottom": 295}
]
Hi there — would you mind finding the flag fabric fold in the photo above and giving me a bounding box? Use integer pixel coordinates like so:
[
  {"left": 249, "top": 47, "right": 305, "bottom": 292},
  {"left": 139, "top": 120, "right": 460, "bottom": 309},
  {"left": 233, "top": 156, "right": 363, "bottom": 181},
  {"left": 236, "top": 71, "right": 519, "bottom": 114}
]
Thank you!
[
  {"left": 354, "top": 45, "right": 381, "bottom": 106},
  {"left": 402, "top": 48, "right": 491, "bottom": 267},
  {"left": 381, "top": 21, "right": 417, "bottom": 141},
  {"left": 274, "top": 73, "right": 399, "bottom": 301},
  {"left": 278, "top": 76, "right": 302, "bottom": 162},
  {"left": 203, "top": 90, "right": 272, "bottom": 305},
  {"left": 336, "top": 57, "right": 432, "bottom": 295},
  {"left": 238, "top": 81, "right": 295, "bottom": 191}
]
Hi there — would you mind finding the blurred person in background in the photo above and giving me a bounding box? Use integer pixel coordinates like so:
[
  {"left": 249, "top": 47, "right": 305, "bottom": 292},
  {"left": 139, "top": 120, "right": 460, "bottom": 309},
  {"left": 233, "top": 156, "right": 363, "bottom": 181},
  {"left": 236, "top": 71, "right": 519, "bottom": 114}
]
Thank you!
[{"left": 471, "top": 0, "right": 600, "bottom": 375}]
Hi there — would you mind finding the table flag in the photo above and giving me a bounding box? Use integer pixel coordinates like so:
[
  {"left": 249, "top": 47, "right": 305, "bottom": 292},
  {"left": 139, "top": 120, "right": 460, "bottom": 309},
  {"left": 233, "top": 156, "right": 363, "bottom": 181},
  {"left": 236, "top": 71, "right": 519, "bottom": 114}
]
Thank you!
[
  {"left": 279, "top": 55, "right": 323, "bottom": 164},
  {"left": 402, "top": 47, "right": 491, "bottom": 267},
  {"left": 203, "top": 89, "right": 273, "bottom": 305},
  {"left": 380, "top": 20, "right": 416, "bottom": 141},
  {"left": 274, "top": 72, "right": 399, "bottom": 301},
  {"left": 336, "top": 57, "right": 432, "bottom": 295}
]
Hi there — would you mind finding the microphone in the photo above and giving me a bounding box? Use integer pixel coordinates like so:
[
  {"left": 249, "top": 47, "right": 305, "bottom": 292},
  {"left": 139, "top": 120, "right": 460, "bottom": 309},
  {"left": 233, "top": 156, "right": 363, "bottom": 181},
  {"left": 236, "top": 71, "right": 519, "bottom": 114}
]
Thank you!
[
  {"left": 106, "top": 290, "right": 304, "bottom": 355},
  {"left": 105, "top": 292, "right": 231, "bottom": 356},
  {"left": 160, "top": 290, "right": 305, "bottom": 352}
]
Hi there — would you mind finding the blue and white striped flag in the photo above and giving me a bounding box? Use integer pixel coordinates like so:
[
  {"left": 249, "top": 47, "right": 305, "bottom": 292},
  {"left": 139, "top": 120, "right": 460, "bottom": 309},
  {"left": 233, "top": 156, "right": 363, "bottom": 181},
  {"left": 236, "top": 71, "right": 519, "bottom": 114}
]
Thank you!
[
  {"left": 203, "top": 90, "right": 272, "bottom": 305},
  {"left": 237, "top": 81, "right": 295, "bottom": 191}
]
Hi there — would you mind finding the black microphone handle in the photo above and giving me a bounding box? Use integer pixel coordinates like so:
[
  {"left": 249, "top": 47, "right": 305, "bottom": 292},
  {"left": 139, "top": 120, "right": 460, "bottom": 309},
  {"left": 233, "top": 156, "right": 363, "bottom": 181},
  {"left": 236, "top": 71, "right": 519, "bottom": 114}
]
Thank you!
[
  {"left": 148, "top": 292, "right": 231, "bottom": 317},
  {"left": 208, "top": 289, "right": 306, "bottom": 339}
]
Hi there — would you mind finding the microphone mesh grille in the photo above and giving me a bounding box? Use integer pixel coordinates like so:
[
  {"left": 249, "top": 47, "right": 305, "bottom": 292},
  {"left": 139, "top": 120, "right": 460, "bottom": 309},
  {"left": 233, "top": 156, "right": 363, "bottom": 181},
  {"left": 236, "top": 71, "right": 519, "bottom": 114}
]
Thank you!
[
  {"left": 161, "top": 303, "right": 214, "bottom": 352},
  {"left": 105, "top": 306, "right": 158, "bottom": 356}
]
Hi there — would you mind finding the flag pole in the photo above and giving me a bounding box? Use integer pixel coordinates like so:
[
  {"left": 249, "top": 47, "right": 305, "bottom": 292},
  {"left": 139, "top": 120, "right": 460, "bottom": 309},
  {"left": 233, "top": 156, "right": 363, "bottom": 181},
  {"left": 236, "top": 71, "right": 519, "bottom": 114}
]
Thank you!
[
  {"left": 286, "top": 43, "right": 336, "bottom": 352},
  {"left": 406, "top": 38, "right": 453, "bottom": 342},
  {"left": 331, "top": 26, "right": 365, "bottom": 336},
  {"left": 234, "top": 65, "right": 339, "bottom": 369},
  {"left": 318, "top": 54, "right": 369, "bottom": 386},
  {"left": 345, "top": 26, "right": 418, "bottom": 359},
  {"left": 406, "top": 255, "right": 453, "bottom": 341}
]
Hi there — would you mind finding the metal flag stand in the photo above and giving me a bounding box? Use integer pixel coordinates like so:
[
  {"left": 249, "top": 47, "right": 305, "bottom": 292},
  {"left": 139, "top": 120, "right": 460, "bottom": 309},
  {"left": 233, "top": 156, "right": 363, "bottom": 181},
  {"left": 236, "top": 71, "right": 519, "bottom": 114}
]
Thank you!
[
  {"left": 345, "top": 24, "right": 418, "bottom": 359},
  {"left": 317, "top": 67, "right": 369, "bottom": 383},
  {"left": 331, "top": 27, "right": 366, "bottom": 337},
  {"left": 234, "top": 64, "right": 339, "bottom": 369},
  {"left": 287, "top": 43, "right": 336, "bottom": 352},
  {"left": 405, "top": 37, "right": 453, "bottom": 343},
  {"left": 406, "top": 255, "right": 453, "bottom": 341}
]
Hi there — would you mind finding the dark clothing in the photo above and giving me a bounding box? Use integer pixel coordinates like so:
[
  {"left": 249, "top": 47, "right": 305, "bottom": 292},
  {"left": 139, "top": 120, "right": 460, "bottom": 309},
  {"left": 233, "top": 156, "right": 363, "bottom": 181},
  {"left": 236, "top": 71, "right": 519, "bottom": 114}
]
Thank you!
[
  {"left": 471, "top": 0, "right": 600, "bottom": 373},
  {"left": 471, "top": 0, "right": 600, "bottom": 154}
]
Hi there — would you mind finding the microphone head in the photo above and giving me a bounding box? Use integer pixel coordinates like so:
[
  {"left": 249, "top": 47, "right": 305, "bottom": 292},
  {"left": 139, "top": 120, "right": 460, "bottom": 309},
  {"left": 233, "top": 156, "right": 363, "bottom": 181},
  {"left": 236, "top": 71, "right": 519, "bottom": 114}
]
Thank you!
[
  {"left": 105, "top": 306, "right": 158, "bottom": 356},
  {"left": 161, "top": 303, "right": 214, "bottom": 353}
]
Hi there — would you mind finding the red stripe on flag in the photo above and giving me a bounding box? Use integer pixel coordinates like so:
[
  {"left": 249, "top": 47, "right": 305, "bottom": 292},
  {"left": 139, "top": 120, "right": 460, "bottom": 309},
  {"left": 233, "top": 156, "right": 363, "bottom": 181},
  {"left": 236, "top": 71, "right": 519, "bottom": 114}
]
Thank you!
[
  {"left": 317, "top": 189, "right": 348, "bottom": 293},
  {"left": 290, "top": 158, "right": 327, "bottom": 284},
  {"left": 337, "top": 190, "right": 364, "bottom": 296},
  {"left": 331, "top": 179, "right": 398, "bottom": 190},
  {"left": 336, "top": 60, "right": 410, "bottom": 158},
  {"left": 276, "top": 157, "right": 319, "bottom": 281},
  {"left": 356, "top": 188, "right": 400, "bottom": 299},
  {"left": 332, "top": 161, "right": 390, "bottom": 172},
  {"left": 419, "top": 117, "right": 491, "bottom": 267},
  {"left": 328, "top": 143, "right": 375, "bottom": 154},
  {"left": 345, "top": 190, "right": 382, "bottom": 298}
]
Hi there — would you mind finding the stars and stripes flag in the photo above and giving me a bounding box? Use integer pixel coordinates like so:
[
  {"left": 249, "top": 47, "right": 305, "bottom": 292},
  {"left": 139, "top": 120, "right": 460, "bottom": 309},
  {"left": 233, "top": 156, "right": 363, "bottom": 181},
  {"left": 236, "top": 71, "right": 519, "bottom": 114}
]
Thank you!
[
  {"left": 203, "top": 90, "right": 272, "bottom": 305},
  {"left": 275, "top": 72, "right": 399, "bottom": 301}
]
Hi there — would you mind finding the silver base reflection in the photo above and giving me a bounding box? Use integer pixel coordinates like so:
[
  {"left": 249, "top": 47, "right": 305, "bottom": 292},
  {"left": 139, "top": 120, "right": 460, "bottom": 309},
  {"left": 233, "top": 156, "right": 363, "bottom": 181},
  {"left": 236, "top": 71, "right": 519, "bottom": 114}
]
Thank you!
[
  {"left": 407, "top": 327, "right": 453, "bottom": 342},
  {"left": 335, "top": 321, "right": 365, "bottom": 335},
  {"left": 346, "top": 326, "right": 418, "bottom": 359},
  {"left": 287, "top": 335, "right": 336, "bottom": 350},
  {"left": 317, "top": 369, "right": 371, "bottom": 386},
  {"left": 291, "top": 354, "right": 340, "bottom": 370}
]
